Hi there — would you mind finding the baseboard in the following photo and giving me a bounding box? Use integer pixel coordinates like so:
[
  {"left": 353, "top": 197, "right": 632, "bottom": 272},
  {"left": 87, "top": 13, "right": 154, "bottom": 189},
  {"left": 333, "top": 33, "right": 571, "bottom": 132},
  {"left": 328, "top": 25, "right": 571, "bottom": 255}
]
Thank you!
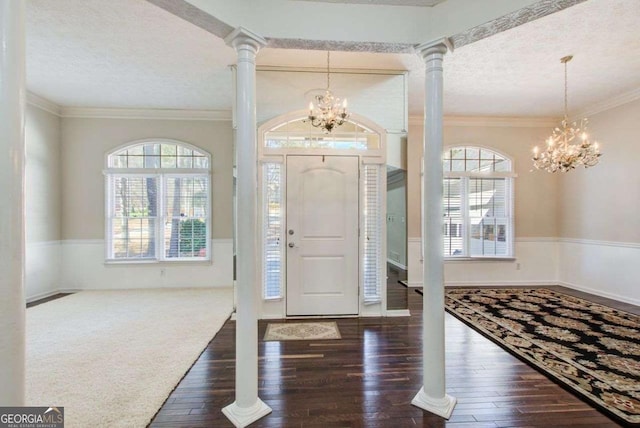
[
  {"left": 558, "top": 281, "right": 640, "bottom": 307},
  {"left": 405, "top": 281, "right": 423, "bottom": 288},
  {"left": 446, "top": 280, "right": 558, "bottom": 287},
  {"left": 408, "top": 280, "right": 558, "bottom": 288},
  {"left": 387, "top": 259, "right": 407, "bottom": 270}
]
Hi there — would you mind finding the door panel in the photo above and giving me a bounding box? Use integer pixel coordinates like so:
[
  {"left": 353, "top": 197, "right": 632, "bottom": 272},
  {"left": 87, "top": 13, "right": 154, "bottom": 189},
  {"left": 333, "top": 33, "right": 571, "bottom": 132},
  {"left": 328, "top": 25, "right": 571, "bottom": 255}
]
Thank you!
[{"left": 286, "top": 155, "right": 359, "bottom": 316}]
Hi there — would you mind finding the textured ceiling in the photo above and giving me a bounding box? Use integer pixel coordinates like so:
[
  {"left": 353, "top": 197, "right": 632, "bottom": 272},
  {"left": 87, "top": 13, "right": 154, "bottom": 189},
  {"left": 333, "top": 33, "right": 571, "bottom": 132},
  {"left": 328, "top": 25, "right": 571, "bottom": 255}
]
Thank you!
[
  {"left": 27, "top": 0, "right": 236, "bottom": 110},
  {"left": 26, "top": 0, "right": 640, "bottom": 117}
]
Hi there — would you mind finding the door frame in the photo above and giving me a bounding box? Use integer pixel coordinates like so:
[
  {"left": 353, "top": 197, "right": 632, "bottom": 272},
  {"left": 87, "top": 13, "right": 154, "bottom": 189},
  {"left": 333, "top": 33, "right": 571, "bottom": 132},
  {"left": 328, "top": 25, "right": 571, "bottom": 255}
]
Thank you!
[{"left": 256, "top": 110, "right": 388, "bottom": 319}]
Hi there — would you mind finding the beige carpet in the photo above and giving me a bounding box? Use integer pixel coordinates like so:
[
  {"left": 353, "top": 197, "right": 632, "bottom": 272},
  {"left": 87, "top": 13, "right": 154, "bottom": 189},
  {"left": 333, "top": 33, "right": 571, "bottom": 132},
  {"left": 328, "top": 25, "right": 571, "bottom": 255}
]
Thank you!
[
  {"left": 264, "top": 322, "right": 341, "bottom": 341},
  {"left": 26, "top": 288, "right": 233, "bottom": 428}
]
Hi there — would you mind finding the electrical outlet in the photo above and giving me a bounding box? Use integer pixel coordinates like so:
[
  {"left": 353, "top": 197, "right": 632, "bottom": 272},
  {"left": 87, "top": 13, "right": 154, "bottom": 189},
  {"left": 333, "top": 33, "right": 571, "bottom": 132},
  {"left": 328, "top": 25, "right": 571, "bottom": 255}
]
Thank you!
[
  {"left": 516, "top": 263, "right": 521, "bottom": 271},
  {"left": 160, "top": 268, "right": 166, "bottom": 277}
]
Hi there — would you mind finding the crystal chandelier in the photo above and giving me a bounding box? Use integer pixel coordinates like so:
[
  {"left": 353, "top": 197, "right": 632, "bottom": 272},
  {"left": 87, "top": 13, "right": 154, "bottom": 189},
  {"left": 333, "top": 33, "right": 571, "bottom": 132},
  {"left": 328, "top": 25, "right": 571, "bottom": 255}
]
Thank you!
[
  {"left": 533, "top": 55, "right": 601, "bottom": 173},
  {"left": 306, "top": 51, "right": 349, "bottom": 133}
]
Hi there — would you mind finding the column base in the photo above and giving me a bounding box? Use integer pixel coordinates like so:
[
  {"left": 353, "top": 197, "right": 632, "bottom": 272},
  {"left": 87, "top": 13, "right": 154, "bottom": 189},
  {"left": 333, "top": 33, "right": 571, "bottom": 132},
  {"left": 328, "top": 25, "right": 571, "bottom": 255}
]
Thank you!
[
  {"left": 222, "top": 399, "right": 272, "bottom": 427},
  {"left": 411, "top": 387, "right": 457, "bottom": 419}
]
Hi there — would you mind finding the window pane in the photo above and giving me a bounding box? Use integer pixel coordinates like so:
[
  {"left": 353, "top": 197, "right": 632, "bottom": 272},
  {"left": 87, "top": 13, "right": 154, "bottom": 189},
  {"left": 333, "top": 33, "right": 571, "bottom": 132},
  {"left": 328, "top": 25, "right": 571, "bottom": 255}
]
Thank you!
[
  {"left": 451, "top": 159, "right": 465, "bottom": 172},
  {"left": 363, "top": 165, "right": 382, "bottom": 303},
  {"left": 178, "top": 156, "right": 193, "bottom": 168},
  {"left": 161, "top": 155, "right": 177, "bottom": 168},
  {"left": 263, "top": 163, "right": 283, "bottom": 299},
  {"left": 164, "top": 176, "right": 209, "bottom": 259},
  {"left": 443, "top": 178, "right": 463, "bottom": 256},
  {"left": 469, "top": 178, "right": 508, "bottom": 256},
  {"left": 110, "top": 176, "right": 158, "bottom": 259},
  {"left": 127, "top": 155, "right": 144, "bottom": 168}
]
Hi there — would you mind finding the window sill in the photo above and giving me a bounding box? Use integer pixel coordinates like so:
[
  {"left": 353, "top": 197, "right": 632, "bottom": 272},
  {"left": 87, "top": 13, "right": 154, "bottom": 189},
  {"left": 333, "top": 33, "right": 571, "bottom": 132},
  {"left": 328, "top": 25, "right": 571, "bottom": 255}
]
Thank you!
[
  {"left": 444, "top": 257, "right": 516, "bottom": 263},
  {"left": 104, "top": 259, "right": 213, "bottom": 266}
]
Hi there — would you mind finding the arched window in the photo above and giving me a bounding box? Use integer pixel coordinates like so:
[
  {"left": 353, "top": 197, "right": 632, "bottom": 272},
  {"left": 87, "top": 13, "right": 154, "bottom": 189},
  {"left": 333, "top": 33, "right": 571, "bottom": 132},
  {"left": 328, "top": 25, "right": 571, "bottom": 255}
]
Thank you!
[
  {"left": 105, "top": 140, "right": 211, "bottom": 262},
  {"left": 443, "top": 146, "right": 514, "bottom": 258}
]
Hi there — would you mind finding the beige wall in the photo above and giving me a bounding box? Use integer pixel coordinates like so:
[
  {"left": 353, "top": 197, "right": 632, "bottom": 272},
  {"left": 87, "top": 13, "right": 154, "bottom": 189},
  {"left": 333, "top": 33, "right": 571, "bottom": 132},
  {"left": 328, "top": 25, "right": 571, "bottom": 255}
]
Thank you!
[
  {"left": 60, "top": 118, "right": 234, "bottom": 240},
  {"left": 558, "top": 98, "right": 640, "bottom": 243},
  {"left": 407, "top": 120, "right": 559, "bottom": 239},
  {"left": 26, "top": 104, "right": 62, "bottom": 243}
]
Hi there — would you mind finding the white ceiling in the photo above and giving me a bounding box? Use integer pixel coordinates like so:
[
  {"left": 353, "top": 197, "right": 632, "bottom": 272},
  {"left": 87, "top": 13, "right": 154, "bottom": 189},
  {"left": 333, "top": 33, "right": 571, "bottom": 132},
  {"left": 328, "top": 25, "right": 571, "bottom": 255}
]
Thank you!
[{"left": 26, "top": 0, "right": 640, "bottom": 117}]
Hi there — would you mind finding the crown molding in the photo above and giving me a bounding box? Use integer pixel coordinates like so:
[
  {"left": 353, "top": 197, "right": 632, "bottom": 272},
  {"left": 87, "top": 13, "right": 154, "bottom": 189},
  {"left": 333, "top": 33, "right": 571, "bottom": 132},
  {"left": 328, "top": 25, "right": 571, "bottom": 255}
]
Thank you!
[
  {"left": 257, "top": 65, "right": 408, "bottom": 76},
  {"left": 409, "top": 115, "right": 558, "bottom": 128},
  {"left": 26, "top": 91, "right": 61, "bottom": 116},
  {"left": 576, "top": 87, "right": 640, "bottom": 119},
  {"left": 60, "top": 107, "right": 232, "bottom": 121}
]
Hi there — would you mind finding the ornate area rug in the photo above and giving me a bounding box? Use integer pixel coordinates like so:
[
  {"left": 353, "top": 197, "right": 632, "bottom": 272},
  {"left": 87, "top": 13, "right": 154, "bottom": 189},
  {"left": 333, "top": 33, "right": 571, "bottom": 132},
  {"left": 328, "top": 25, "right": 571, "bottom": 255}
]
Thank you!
[
  {"left": 445, "top": 288, "right": 640, "bottom": 425},
  {"left": 264, "top": 322, "right": 341, "bottom": 341}
]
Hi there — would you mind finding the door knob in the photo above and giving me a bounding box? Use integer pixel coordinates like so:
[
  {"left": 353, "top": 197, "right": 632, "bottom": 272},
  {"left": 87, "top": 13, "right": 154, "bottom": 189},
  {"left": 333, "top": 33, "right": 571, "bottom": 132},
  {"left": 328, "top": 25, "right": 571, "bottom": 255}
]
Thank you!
[{"left": 288, "top": 242, "right": 295, "bottom": 248}]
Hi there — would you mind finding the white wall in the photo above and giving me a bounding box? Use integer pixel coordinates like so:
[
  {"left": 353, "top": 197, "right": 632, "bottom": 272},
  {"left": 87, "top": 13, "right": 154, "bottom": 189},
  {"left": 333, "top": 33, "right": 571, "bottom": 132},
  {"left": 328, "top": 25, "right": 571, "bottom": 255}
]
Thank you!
[
  {"left": 59, "top": 116, "right": 235, "bottom": 290},
  {"left": 557, "top": 98, "right": 640, "bottom": 305},
  {"left": 60, "top": 239, "right": 233, "bottom": 291},
  {"left": 25, "top": 104, "right": 61, "bottom": 300}
]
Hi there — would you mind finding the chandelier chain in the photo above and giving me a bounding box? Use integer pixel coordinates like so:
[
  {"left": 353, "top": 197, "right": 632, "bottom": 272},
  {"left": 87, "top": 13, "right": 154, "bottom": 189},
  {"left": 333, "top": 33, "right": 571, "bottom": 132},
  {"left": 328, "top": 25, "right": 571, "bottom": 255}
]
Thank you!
[
  {"left": 564, "top": 57, "right": 568, "bottom": 120},
  {"left": 327, "top": 51, "right": 330, "bottom": 90}
]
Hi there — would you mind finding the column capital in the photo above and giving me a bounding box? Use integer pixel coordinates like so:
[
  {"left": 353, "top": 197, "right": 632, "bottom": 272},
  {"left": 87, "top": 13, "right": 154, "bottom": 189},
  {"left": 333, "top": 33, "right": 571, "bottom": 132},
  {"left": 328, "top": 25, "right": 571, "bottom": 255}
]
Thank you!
[
  {"left": 415, "top": 37, "right": 453, "bottom": 59},
  {"left": 225, "top": 26, "right": 267, "bottom": 52}
]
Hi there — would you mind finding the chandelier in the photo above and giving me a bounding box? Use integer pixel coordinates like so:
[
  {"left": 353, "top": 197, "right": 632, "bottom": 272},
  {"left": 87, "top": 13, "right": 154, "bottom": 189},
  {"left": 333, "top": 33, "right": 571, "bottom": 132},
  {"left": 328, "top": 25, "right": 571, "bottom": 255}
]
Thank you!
[
  {"left": 306, "top": 51, "right": 349, "bottom": 133},
  {"left": 533, "top": 55, "right": 601, "bottom": 173}
]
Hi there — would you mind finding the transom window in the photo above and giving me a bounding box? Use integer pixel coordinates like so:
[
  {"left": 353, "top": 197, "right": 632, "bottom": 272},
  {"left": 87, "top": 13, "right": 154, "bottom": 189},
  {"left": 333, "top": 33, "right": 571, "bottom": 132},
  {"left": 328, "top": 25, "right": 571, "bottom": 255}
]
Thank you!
[
  {"left": 264, "top": 118, "right": 380, "bottom": 150},
  {"left": 105, "top": 140, "right": 211, "bottom": 262},
  {"left": 443, "top": 146, "right": 514, "bottom": 258}
]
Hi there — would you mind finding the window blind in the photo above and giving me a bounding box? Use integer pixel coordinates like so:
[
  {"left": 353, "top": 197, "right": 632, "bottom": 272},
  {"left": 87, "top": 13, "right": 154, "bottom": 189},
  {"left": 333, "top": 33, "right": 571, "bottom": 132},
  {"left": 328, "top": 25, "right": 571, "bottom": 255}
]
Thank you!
[
  {"left": 363, "top": 164, "right": 382, "bottom": 304},
  {"left": 263, "top": 163, "right": 284, "bottom": 299}
]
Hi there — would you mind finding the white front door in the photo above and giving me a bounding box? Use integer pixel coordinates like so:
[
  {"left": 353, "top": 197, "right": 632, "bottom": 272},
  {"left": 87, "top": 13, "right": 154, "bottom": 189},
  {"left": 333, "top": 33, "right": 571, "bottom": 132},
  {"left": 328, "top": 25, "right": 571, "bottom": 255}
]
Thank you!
[{"left": 286, "top": 155, "right": 359, "bottom": 316}]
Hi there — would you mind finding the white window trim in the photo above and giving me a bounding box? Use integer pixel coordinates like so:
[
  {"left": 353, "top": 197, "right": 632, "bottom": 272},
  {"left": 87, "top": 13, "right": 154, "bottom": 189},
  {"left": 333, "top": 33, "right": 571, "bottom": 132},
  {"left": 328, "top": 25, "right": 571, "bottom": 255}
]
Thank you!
[
  {"left": 442, "top": 146, "right": 515, "bottom": 260},
  {"left": 104, "top": 140, "right": 212, "bottom": 263}
]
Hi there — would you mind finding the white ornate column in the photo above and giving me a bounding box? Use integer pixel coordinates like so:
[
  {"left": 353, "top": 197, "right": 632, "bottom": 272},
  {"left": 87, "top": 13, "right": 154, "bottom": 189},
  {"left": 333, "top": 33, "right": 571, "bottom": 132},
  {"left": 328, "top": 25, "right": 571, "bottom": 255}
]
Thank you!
[
  {"left": 0, "top": 0, "right": 26, "bottom": 406},
  {"left": 412, "top": 38, "right": 456, "bottom": 419},
  {"left": 223, "top": 27, "right": 271, "bottom": 428}
]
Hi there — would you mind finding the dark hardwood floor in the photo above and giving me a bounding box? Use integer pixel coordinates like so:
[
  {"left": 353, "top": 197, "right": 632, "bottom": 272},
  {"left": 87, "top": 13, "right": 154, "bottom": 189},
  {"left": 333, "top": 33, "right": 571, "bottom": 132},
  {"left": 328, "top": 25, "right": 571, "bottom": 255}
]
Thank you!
[{"left": 150, "top": 286, "right": 632, "bottom": 427}]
